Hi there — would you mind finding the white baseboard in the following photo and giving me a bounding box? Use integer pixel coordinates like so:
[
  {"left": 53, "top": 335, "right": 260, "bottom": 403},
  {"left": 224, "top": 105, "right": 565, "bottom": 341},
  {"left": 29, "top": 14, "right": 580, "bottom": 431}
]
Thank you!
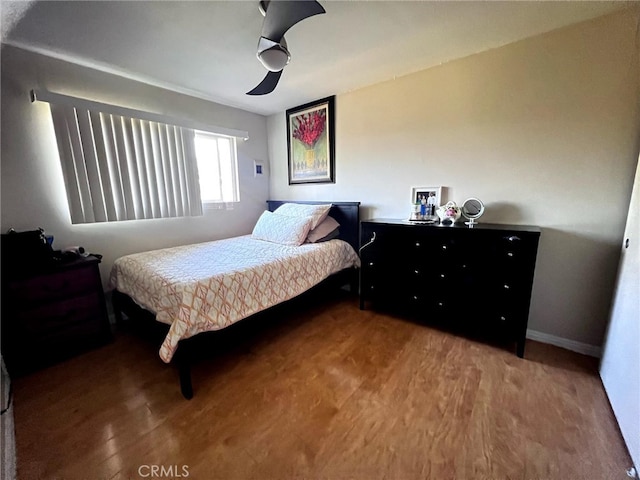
[{"left": 526, "top": 329, "right": 602, "bottom": 358}]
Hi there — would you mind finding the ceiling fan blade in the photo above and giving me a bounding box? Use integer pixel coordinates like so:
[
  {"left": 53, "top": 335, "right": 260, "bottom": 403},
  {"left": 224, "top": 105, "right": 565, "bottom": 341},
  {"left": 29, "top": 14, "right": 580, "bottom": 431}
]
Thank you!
[
  {"left": 262, "top": 0, "right": 325, "bottom": 41},
  {"left": 246, "top": 70, "right": 284, "bottom": 96}
]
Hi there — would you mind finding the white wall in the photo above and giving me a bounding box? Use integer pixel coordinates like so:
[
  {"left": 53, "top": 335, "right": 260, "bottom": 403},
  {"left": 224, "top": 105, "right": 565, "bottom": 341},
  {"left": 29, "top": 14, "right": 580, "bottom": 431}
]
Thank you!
[
  {"left": 268, "top": 10, "right": 640, "bottom": 348},
  {"left": 1, "top": 45, "right": 270, "bottom": 287}
]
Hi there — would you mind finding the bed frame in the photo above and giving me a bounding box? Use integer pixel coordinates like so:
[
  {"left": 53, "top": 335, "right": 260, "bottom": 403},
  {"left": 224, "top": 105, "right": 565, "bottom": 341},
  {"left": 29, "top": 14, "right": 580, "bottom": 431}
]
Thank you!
[{"left": 112, "top": 200, "right": 360, "bottom": 399}]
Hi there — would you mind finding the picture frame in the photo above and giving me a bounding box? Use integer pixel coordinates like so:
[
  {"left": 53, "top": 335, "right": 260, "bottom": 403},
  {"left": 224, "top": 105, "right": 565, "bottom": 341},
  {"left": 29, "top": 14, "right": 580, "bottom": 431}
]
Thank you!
[
  {"left": 409, "top": 186, "right": 442, "bottom": 221},
  {"left": 286, "top": 96, "right": 335, "bottom": 184}
]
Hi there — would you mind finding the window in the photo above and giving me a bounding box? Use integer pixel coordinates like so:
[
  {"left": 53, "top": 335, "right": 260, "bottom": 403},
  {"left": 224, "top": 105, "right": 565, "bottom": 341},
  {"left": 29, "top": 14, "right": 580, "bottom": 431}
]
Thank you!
[
  {"left": 34, "top": 89, "right": 247, "bottom": 224},
  {"left": 194, "top": 131, "right": 239, "bottom": 206}
]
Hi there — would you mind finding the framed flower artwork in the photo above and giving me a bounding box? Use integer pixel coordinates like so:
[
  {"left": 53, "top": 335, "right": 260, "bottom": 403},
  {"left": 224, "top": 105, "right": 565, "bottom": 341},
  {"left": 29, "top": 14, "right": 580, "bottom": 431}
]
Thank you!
[{"left": 286, "top": 96, "right": 335, "bottom": 184}]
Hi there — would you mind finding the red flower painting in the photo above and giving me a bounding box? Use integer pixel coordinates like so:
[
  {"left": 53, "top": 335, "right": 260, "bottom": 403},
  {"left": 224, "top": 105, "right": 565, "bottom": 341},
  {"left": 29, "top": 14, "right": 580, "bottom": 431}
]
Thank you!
[
  {"left": 292, "top": 110, "right": 326, "bottom": 148},
  {"left": 286, "top": 96, "right": 334, "bottom": 184}
]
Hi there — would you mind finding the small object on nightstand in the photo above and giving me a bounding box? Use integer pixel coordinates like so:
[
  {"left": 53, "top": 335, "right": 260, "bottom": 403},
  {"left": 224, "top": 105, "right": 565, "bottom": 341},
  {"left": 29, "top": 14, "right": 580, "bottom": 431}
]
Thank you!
[{"left": 62, "top": 246, "right": 85, "bottom": 255}]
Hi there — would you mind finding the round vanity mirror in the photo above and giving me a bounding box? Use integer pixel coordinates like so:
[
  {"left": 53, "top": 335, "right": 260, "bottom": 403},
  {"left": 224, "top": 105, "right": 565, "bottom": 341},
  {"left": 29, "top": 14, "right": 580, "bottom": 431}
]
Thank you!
[{"left": 461, "top": 198, "right": 484, "bottom": 227}]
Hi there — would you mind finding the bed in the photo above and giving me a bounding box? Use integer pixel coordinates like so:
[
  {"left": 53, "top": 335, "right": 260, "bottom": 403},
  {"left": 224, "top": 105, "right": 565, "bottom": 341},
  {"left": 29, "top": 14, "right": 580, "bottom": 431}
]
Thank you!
[{"left": 110, "top": 201, "right": 360, "bottom": 398}]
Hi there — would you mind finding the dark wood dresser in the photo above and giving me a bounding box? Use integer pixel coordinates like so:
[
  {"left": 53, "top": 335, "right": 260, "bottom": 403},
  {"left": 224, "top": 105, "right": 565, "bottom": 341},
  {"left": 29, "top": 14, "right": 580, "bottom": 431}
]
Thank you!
[
  {"left": 360, "top": 219, "right": 540, "bottom": 357},
  {"left": 1, "top": 255, "right": 111, "bottom": 375}
]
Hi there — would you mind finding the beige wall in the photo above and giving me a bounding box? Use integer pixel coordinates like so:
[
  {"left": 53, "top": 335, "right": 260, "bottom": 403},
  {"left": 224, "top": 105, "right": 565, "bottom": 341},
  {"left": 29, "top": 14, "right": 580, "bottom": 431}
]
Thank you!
[
  {"left": 1, "top": 45, "right": 270, "bottom": 287},
  {"left": 268, "top": 10, "right": 640, "bottom": 348}
]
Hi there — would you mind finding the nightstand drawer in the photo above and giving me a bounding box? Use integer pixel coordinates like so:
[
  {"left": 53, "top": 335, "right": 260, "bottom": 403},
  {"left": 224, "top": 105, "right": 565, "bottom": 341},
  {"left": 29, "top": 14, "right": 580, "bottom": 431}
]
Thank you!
[
  {"left": 17, "top": 291, "right": 104, "bottom": 337},
  {"left": 8, "top": 264, "right": 99, "bottom": 304},
  {"left": 1, "top": 255, "right": 110, "bottom": 375}
]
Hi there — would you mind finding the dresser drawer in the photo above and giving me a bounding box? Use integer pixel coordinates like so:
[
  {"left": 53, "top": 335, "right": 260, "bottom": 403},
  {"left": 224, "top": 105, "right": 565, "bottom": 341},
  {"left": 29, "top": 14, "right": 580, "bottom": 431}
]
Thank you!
[
  {"left": 360, "top": 253, "right": 390, "bottom": 293},
  {"left": 8, "top": 264, "right": 100, "bottom": 304},
  {"left": 17, "top": 291, "right": 104, "bottom": 337},
  {"left": 486, "top": 276, "right": 526, "bottom": 304}
]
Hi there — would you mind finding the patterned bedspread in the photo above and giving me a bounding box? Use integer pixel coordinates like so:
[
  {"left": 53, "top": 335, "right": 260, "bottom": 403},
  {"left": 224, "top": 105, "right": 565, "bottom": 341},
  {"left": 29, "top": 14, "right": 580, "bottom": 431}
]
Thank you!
[{"left": 109, "top": 235, "right": 360, "bottom": 362}]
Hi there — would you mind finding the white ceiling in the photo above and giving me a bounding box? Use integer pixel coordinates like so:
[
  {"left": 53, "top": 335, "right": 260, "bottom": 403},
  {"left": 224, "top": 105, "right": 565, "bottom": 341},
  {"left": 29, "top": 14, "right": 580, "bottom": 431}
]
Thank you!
[{"left": 1, "top": 0, "right": 630, "bottom": 116}]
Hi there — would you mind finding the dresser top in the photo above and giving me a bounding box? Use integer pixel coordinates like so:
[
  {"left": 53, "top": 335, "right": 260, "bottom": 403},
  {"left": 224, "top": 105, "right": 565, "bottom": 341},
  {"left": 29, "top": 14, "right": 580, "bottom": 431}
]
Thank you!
[{"left": 363, "top": 218, "right": 541, "bottom": 234}]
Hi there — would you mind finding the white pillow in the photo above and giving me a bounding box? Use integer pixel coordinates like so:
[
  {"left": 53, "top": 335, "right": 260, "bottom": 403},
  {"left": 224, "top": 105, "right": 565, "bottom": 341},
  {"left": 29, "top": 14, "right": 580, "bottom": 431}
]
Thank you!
[
  {"left": 306, "top": 216, "right": 340, "bottom": 243},
  {"left": 274, "top": 203, "right": 332, "bottom": 230},
  {"left": 251, "top": 211, "right": 313, "bottom": 246}
]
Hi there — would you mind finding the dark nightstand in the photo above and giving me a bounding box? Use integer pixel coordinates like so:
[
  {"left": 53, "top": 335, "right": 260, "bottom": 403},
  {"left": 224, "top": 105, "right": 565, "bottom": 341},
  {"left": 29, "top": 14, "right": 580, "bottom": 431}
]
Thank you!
[{"left": 1, "top": 255, "right": 112, "bottom": 376}]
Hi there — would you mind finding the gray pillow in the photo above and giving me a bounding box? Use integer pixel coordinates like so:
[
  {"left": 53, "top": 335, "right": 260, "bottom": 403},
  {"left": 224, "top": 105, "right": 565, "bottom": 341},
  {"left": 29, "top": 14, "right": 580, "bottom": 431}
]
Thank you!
[{"left": 306, "top": 216, "right": 340, "bottom": 243}]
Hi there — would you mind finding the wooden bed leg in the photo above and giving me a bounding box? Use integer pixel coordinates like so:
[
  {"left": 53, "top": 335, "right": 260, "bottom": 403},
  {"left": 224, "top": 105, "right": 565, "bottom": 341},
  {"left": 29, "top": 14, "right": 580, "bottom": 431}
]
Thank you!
[
  {"left": 350, "top": 268, "right": 359, "bottom": 296},
  {"left": 179, "top": 362, "right": 193, "bottom": 400},
  {"left": 176, "top": 348, "right": 193, "bottom": 400}
]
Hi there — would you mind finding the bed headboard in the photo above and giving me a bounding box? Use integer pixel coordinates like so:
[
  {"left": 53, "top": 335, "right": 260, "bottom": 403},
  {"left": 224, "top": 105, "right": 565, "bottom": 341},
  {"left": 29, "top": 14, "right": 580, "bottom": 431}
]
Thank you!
[{"left": 266, "top": 200, "right": 360, "bottom": 252}]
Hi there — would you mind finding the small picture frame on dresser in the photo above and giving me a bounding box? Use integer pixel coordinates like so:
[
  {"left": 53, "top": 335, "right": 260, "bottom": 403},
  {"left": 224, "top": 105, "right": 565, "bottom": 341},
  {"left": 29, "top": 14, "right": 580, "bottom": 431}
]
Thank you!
[{"left": 410, "top": 186, "right": 442, "bottom": 221}]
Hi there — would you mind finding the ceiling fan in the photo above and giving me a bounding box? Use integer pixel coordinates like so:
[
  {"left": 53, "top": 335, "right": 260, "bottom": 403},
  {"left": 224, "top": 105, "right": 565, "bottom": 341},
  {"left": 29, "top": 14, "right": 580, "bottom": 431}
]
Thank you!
[{"left": 246, "top": 0, "right": 325, "bottom": 96}]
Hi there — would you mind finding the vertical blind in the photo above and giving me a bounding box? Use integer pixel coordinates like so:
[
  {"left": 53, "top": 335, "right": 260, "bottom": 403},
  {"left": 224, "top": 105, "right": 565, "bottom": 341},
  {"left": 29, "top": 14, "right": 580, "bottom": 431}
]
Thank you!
[
  {"left": 35, "top": 90, "right": 249, "bottom": 225},
  {"left": 49, "top": 104, "right": 204, "bottom": 224}
]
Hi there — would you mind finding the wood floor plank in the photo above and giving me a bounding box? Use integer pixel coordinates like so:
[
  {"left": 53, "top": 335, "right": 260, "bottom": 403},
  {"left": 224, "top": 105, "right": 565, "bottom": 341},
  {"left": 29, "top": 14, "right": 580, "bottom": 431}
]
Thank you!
[{"left": 12, "top": 293, "right": 632, "bottom": 479}]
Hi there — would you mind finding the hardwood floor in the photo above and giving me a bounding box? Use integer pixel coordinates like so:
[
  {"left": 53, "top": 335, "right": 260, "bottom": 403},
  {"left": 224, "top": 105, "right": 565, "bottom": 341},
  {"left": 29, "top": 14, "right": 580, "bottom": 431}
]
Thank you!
[{"left": 13, "top": 291, "right": 632, "bottom": 479}]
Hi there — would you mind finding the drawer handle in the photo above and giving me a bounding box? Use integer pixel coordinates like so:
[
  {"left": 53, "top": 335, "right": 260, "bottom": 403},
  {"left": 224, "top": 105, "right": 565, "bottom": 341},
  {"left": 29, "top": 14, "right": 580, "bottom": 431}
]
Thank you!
[{"left": 507, "top": 236, "right": 521, "bottom": 242}]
